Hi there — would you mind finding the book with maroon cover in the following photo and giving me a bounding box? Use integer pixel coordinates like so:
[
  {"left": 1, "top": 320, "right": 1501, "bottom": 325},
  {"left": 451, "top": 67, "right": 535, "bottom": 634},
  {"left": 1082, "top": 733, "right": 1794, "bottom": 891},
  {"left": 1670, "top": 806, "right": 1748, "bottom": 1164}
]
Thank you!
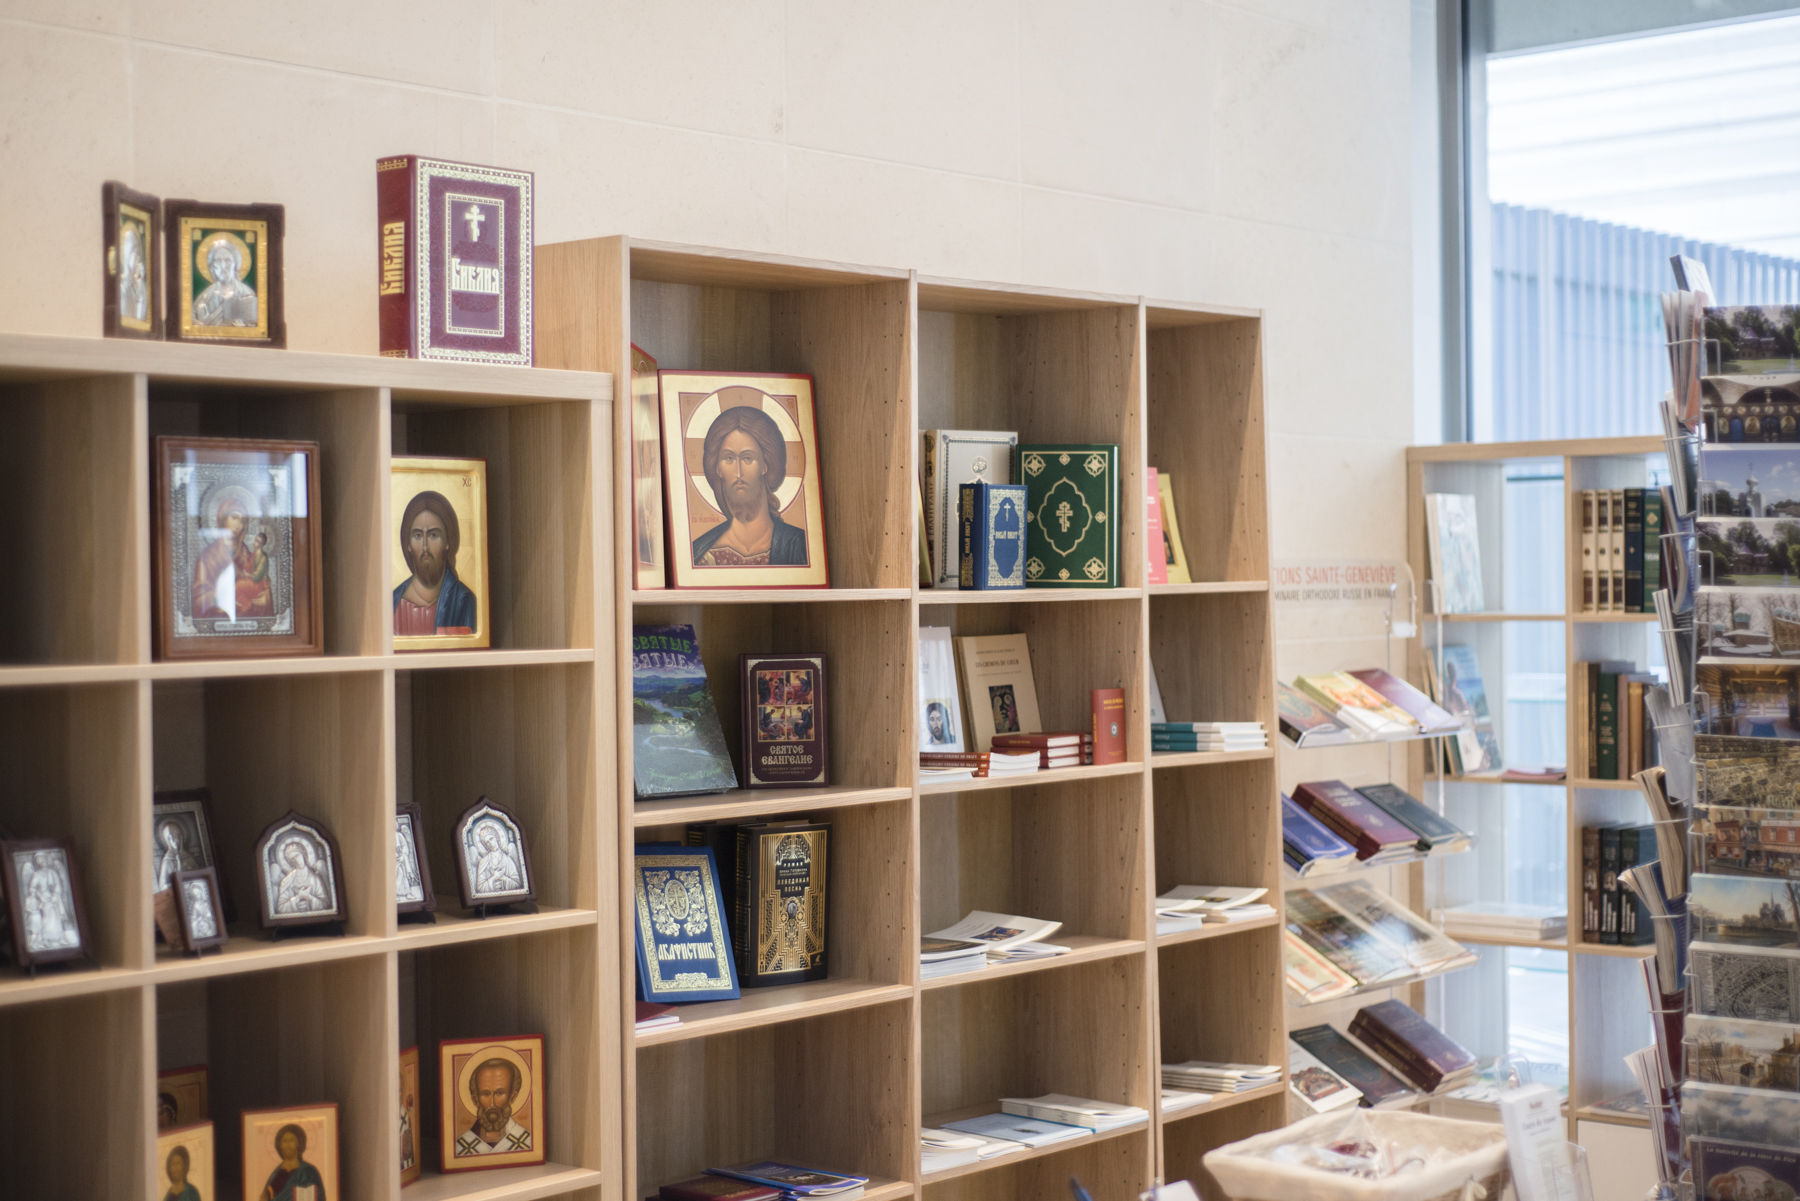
[
  {"left": 1091, "top": 688, "right": 1126, "bottom": 764},
  {"left": 1348, "top": 999, "right": 1476, "bottom": 1092},
  {"left": 991, "top": 732, "right": 1088, "bottom": 749},
  {"left": 1347, "top": 669, "right": 1462, "bottom": 734},
  {"left": 376, "top": 155, "right": 533, "bottom": 365},
  {"left": 659, "top": 1175, "right": 782, "bottom": 1201},
  {"left": 1291, "top": 780, "right": 1421, "bottom": 863},
  {"left": 738, "top": 653, "right": 828, "bottom": 788}
]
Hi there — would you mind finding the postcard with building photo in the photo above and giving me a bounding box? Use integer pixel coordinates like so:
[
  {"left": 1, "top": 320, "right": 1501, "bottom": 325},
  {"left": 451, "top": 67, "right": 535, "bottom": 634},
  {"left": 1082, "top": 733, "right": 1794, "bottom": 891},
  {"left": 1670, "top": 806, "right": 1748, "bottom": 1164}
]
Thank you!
[
  {"left": 1698, "top": 518, "right": 1800, "bottom": 587},
  {"left": 1695, "top": 735, "right": 1800, "bottom": 809},
  {"left": 1692, "top": 873, "right": 1800, "bottom": 950},
  {"left": 1698, "top": 587, "right": 1800, "bottom": 661},
  {"left": 1701, "top": 378, "right": 1800, "bottom": 444},
  {"left": 1705, "top": 305, "right": 1800, "bottom": 378},
  {"left": 1687, "top": 1014, "right": 1800, "bottom": 1092},
  {"left": 1697, "top": 447, "right": 1800, "bottom": 527},
  {"left": 1696, "top": 664, "right": 1800, "bottom": 740}
]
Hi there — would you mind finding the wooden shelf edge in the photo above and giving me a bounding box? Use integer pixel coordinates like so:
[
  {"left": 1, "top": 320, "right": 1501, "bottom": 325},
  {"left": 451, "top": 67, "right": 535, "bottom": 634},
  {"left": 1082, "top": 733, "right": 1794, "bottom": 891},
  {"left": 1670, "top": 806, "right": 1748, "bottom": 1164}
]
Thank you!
[
  {"left": 920, "top": 937, "right": 1144, "bottom": 991},
  {"left": 1155, "top": 913, "right": 1281, "bottom": 947},
  {"left": 0, "top": 648, "right": 598, "bottom": 688},
  {"left": 147, "top": 931, "right": 393, "bottom": 985},
  {"left": 918, "top": 760, "right": 1142, "bottom": 795},
  {"left": 1569, "top": 612, "right": 1657, "bottom": 624},
  {"left": 636, "top": 980, "right": 914, "bottom": 1046},
  {"left": 1286, "top": 959, "right": 1477, "bottom": 1008},
  {"left": 631, "top": 587, "right": 911, "bottom": 605},
  {"left": 916, "top": 586, "right": 1143, "bottom": 605},
  {"left": 1147, "top": 580, "right": 1269, "bottom": 595},
  {"left": 1445, "top": 931, "right": 1568, "bottom": 951},
  {"left": 918, "top": 1114, "right": 1148, "bottom": 1185},
  {"left": 1150, "top": 748, "right": 1274, "bottom": 769},
  {"left": 1407, "top": 436, "right": 1663, "bottom": 463},
  {"left": 1432, "top": 612, "right": 1564, "bottom": 623},
  {"left": 1573, "top": 1104, "right": 1652, "bottom": 1129},
  {"left": 0, "top": 964, "right": 145, "bottom": 1009},
  {"left": 1570, "top": 941, "right": 1657, "bottom": 959},
  {"left": 633, "top": 785, "right": 912, "bottom": 828},
  {"left": 391, "top": 907, "right": 599, "bottom": 951},
  {"left": 402, "top": 1161, "right": 605, "bottom": 1201},
  {"left": 1568, "top": 778, "right": 1646, "bottom": 791},
  {"left": 1159, "top": 1080, "right": 1288, "bottom": 1124}
]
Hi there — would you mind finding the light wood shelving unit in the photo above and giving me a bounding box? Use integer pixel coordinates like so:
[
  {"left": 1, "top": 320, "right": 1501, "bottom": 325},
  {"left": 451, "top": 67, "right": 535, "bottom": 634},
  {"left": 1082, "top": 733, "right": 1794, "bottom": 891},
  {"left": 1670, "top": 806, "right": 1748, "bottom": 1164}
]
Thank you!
[
  {"left": 536, "top": 238, "right": 1283, "bottom": 1201},
  {"left": 0, "top": 333, "right": 617, "bottom": 1201},
  {"left": 1406, "top": 435, "right": 1668, "bottom": 1138}
]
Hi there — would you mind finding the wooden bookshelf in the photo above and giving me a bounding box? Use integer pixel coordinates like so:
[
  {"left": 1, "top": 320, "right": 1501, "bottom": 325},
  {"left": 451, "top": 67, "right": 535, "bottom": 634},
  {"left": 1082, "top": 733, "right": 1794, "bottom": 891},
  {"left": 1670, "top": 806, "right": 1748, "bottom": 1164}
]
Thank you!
[
  {"left": 0, "top": 333, "right": 615, "bottom": 1200},
  {"left": 535, "top": 241, "right": 1281, "bottom": 1201},
  {"left": 1406, "top": 435, "right": 1673, "bottom": 1139}
]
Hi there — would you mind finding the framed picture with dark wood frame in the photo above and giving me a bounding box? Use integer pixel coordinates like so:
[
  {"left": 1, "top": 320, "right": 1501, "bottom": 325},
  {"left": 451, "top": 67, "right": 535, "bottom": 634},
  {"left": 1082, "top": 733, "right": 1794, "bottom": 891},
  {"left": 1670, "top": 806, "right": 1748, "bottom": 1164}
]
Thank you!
[
  {"left": 0, "top": 836, "right": 92, "bottom": 970},
  {"left": 163, "top": 198, "right": 286, "bottom": 347},
  {"left": 252, "top": 810, "right": 347, "bottom": 931},
  {"left": 395, "top": 802, "right": 436, "bottom": 917},
  {"left": 452, "top": 797, "right": 536, "bottom": 913},
  {"left": 153, "top": 787, "right": 235, "bottom": 923},
  {"left": 173, "top": 867, "right": 228, "bottom": 953},
  {"left": 103, "top": 180, "right": 161, "bottom": 339},
  {"left": 153, "top": 436, "right": 323, "bottom": 661}
]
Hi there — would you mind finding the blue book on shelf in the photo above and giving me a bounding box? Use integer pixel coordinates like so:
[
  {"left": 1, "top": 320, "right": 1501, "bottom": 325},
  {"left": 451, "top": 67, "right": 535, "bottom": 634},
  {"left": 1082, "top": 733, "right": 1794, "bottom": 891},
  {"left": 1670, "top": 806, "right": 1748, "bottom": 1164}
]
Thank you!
[
  {"left": 1281, "top": 794, "right": 1357, "bottom": 868},
  {"left": 959, "top": 482, "right": 1027, "bottom": 589},
  {"left": 633, "top": 845, "right": 740, "bottom": 1004}
]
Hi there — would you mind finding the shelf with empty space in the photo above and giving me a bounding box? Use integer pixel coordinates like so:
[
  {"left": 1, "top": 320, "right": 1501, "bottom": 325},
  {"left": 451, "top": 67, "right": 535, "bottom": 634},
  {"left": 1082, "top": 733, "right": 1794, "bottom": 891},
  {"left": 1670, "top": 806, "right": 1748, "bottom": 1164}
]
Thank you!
[
  {"left": 401, "top": 1161, "right": 606, "bottom": 1201},
  {"left": 1149, "top": 748, "right": 1273, "bottom": 769},
  {"left": 633, "top": 784, "right": 912, "bottom": 827},
  {"left": 919, "top": 1104, "right": 1148, "bottom": 1185},
  {"left": 148, "top": 929, "right": 391, "bottom": 985},
  {"left": 1432, "top": 612, "right": 1564, "bottom": 622},
  {"left": 1159, "top": 1080, "right": 1287, "bottom": 1123},
  {"left": 1155, "top": 913, "right": 1280, "bottom": 947},
  {"left": 1573, "top": 1103, "right": 1651, "bottom": 1129},
  {"left": 920, "top": 936, "right": 1145, "bottom": 990},
  {"left": 637, "top": 979, "right": 915, "bottom": 1045},
  {"left": 919, "top": 587, "right": 1144, "bottom": 604},
  {"left": 391, "top": 905, "right": 599, "bottom": 951},
  {"left": 633, "top": 588, "right": 912, "bottom": 605},
  {"left": 1571, "top": 941, "right": 1657, "bottom": 958},
  {"left": 919, "top": 759, "right": 1141, "bottom": 794},
  {"left": 1447, "top": 931, "right": 1568, "bottom": 952}
]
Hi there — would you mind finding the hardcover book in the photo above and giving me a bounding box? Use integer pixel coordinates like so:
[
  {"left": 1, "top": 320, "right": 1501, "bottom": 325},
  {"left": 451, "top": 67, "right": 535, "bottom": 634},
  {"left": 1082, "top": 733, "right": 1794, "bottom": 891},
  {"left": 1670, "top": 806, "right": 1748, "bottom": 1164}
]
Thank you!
[
  {"left": 376, "top": 155, "right": 532, "bottom": 365},
  {"left": 1690, "top": 1137, "right": 1800, "bottom": 1201},
  {"left": 1288, "top": 1023, "right": 1415, "bottom": 1107},
  {"left": 1292, "top": 780, "right": 1423, "bottom": 862},
  {"left": 1347, "top": 669, "right": 1463, "bottom": 734},
  {"left": 923, "top": 429, "right": 1016, "bottom": 588},
  {"left": 1353, "top": 783, "right": 1471, "bottom": 854},
  {"left": 632, "top": 625, "right": 738, "bottom": 798},
  {"left": 918, "top": 626, "right": 967, "bottom": 754},
  {"left": 1016, "top": 444, "right": 1119, "bottom": 587},
  {"left": 739, "top": 653, "right": 828, "bottom": 788},
  {"left": 1090, "top": 688, "right": 1126, "bottom": 764},
  {"left": 1686, "top": 1014, "right": 1800, "bottom": 1091},
  {"left": 1348, "top": 998, "right": 1477, "bottom": 1093},
  {"left": 732, "top": 822, "right": 829, "bottom": 988},
  {"left": 958, "top": 482, "right": 1027, "bottom": 589},
  {"left": 955, "top": 633, "right": 1044, "bottom": 752},
  {"left": 1281, "top": 795, "right": 1358, "bottom": 874},
  {"left": 632, "top": 846, "right": 739, "bottom": 1003},
  {"left": 1277, "top": 683, "right": 1356, "bottom": 748}
]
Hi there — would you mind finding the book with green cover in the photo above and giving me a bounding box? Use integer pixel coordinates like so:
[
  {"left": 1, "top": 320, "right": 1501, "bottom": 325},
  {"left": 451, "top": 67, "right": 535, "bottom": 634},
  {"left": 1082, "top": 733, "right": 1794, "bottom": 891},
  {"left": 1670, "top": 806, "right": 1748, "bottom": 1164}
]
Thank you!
[
  {"left": 1015, "top": 444, "right": 1118, "bottom": 588},
  {"left": 1596, "top": 670, "right": 1619, "bottom": 780}
]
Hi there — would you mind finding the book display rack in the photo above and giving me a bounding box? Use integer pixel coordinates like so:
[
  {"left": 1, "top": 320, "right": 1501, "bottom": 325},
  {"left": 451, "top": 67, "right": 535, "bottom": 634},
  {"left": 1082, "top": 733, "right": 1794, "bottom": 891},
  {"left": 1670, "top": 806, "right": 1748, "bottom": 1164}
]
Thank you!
[
  {"left": 0, "top": 333, "right": 615, "bottom": 1200},
  {"left": 538, "top": 238, "right": 1281, "bottom": 1201},
  {"left": 1406, "top": 435, "right": 1668, "bottom": 1138}
]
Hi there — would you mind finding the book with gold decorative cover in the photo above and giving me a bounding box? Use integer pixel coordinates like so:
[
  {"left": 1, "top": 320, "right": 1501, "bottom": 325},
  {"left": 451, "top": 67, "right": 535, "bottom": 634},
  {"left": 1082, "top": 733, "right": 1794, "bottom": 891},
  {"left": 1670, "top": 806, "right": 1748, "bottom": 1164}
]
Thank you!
[
  {"left": 1016, "top": 444, "right": 1118, "bottom": 587},
  {"left": 633, "top": 846, "right": 739, "bottom": 1003},
  {"left": 732, "top": 822, "right": 829, "bottom": 988},
  {"left": 376, "top": 155, "right": 533, "bottom": 365}
]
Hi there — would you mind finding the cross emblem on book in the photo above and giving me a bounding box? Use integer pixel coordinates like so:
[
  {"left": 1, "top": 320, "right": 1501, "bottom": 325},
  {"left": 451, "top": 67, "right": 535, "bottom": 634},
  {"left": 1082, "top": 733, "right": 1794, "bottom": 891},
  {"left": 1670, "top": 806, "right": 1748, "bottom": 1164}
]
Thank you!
[{"left": 464, "top": 204, "right": 485, "bottom": 241}]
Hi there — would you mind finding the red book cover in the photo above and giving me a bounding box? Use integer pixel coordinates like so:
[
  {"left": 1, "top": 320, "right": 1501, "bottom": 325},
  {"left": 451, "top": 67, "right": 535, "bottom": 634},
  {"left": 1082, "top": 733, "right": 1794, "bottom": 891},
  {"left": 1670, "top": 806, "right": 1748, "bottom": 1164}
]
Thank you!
[
  {"left": 1291, "top": 780, "right": 1420, "bottom": 860},
  {"left": 1349, "top": 999, "right": 1476, "bottom": 1092},
  {"left": 1146, "top": 468, "right": 1168, "bottom": 585},
  {"left": 635, "top": 1000, "right": 676, "bottom": 1024},
  {"left": 991, "top": 732, "right": 1087, "bottom": 748},
  {"left": 1091, "top": 688, "right": 1126, "bottom": 764}
]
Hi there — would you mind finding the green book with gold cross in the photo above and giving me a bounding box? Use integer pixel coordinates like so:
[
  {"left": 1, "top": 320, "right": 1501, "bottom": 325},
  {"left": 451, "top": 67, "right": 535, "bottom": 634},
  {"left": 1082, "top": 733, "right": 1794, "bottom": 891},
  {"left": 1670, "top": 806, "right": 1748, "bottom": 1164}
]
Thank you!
[{"left": 1015, "top": 444, "right": 1119, "bottom": 588}]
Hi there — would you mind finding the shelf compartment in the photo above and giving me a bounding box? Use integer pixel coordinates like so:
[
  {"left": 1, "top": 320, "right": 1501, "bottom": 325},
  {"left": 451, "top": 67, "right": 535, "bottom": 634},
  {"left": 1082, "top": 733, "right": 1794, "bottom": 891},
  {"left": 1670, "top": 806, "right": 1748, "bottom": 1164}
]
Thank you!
[
  {"left": 1159, "top": 927, "right": 1285, "bottom": 1083},
  {"left": 1153, "top": 758, "right": 1281, "bottom": 903},
  {"left": 393, "top": 395, "right": 597, "bottom": 654},
  {"left": 633, "top": 598, "right": 911, "bottom": 794},
  {"left": 638, "top": 980, "right": 915, "bottom": 1046},
  {"left": 391, "top": 905, "right": 599, "bottom": 952},
  {"left": 400, "top": 1161, "right": 605, "bottom": 1201},
  {"left": 1160, "top": 1079, "right": 1288, "bottom": 1124},
  {"left": 633, "top": 784, "right": 911, "bottom": 829},
  {"left": 918, "top": 1107, "right": 1148, "bottom": 1188},
  {"left": 636, "top": 1000, "right": 912, "bottom": 1195},
  {"left": 0, "top": 372, "right": 143, "bottom": 666},
  {"left": 1160, "top": 1088, "right": 1288, "bottom": 1199},
  {"left": 1150, "top": 748, "right": 1275, "bottom": 769},
  {"left": 1150, "top": 591, "right": 1273, "bottom": 742},
  {"left": 1155, "top": 913, "right": 1281, "bottom": 948},
  {"left": 920, "top": 936, "right": 1145, "bottom": 991}
]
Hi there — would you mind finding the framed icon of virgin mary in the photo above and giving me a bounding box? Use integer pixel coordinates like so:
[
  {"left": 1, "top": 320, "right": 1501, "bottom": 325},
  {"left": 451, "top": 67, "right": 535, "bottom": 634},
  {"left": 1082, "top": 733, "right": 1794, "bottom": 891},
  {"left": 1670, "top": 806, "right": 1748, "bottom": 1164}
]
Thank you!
[{"left": 660, "top": 371, "right": 828, "bottom": 589}]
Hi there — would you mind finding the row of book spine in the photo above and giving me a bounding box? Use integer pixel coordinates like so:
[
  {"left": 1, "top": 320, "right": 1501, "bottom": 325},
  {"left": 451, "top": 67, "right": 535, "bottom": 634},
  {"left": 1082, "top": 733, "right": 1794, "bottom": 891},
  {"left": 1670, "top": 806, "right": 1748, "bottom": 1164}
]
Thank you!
[
  {"left": 1571, "top": 662, "right": 1662, "bottom": 780},
  {"left": 1580, "top": 824, "right": 1655, "bottom": 947},
  {"left": 1580, "top": 487, "right": 1664, "bottom": 613}
]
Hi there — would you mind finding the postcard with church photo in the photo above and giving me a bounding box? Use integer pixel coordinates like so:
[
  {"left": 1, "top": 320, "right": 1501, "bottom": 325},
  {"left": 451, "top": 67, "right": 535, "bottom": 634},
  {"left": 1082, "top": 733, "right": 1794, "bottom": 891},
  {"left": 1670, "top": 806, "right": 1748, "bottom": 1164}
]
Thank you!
[
  {"left": 156, "top": 1119, "right": 213, "bottom": 1201},
  {"left": 154, "top": 437, "right": 322, "bottom": 662},
  {"left": 1698, "top": 587, "right": 1800, "bottom": 664},
  {"left": 163, "top": 198, "right": 285, "bottom": 347},
  {"left": 392, "top": 457, "right": 490, "bottom": 651},
  {"left": 438, "top": 1034, "right": 546, "bottom": 1172},
  {"left": 659, "top": 371, "right": 827, "bottom": 589},
  {"left": 241, "top": 1102, "right": 336, "bottom": 1201},
  {"left": 1697, "top": 663, "right": 1800, "bottom": 740}
]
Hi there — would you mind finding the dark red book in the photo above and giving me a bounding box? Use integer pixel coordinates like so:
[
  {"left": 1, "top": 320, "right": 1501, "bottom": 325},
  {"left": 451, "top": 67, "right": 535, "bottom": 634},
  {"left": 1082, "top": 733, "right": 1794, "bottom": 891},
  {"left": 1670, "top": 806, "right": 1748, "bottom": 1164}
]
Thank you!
[
  {"left": 1347, "top": 668, "right": 1462, "bottom": 734},
  {"left": 991, "top": 732, "right": 1088, "bottom": 748},
  {"left": 376, "top": 155, "right": 533, "bottom": 365},
  {"left": 1291, "top": 780, "right": 1421, "bottom": 861},
  {"left": 659, "top": 1176, "right": 782, "bottom": 1201},
  {"left": 739, "top": 653, "right": 828, "bottom": 788},
  {"left": 1348, "top": 999, "right": 1476, "bottom": 1092},
  {"left": 1090, "top": 689, "right": 1126, "bottom": 764},
  {"left": 636, "top": 1000, "right": 678, "bottom": 1025}
]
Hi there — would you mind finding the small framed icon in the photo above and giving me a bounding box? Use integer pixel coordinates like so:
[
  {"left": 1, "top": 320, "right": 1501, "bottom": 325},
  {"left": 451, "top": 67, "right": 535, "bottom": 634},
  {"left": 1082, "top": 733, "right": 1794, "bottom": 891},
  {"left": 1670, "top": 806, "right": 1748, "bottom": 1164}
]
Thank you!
[
  {"left": 400, "top": 1044, "right": 423, "bottom": 1186},
  {"left": 391, "top": 456, "right": 490, "bottom": 651},
  {"left": 395, "top": 802, "right": 437, "bottom": 917},
  {"left": 241, "top": 1102, "right": 337, "bottom": 1201},
  {"left": 156, "top": 1064, "right": 209, "bottom": 1131},
  {"left": 173, "top": 867, "right": 228, "bottom": 954},
  {"left": 438, "top": 1034, "right": 546, "bottom": 1172},
  {"left": 252, "top": 811, "right": 347, "bottom": 931},
  {"left": 163, "top": 198, "right": 285, "bottom": 347},
  {"left": 452, "top": 797, "right": 535, "bottom": 912},
  {"left": 102, "top": 181, "right": 161, "bottom": 339},
  {"left": 0, "top": 836, "right": 92, "bottom": 970}
]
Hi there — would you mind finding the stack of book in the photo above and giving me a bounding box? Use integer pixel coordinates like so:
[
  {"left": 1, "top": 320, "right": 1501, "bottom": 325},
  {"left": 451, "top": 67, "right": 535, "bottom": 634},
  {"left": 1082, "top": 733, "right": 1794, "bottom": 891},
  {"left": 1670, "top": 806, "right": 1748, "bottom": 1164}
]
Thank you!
[
  {"left": 1161, "top": 1061, "right": 1280, "bottom": 1095},
  {"left": 1291, "top": 669, "right": 1464, "bottom": 742},
  {"left": 1291, "top": 780, "right": 1426, "bottom": 866},
  {"left": 635, "top": 1000, "right": 682, "bottom": 1033},
  {"left": 990, "top": 731, "right": 1093, "bottom": 767},
  {"left": 1154, "top": 885, "right": 1274, "bottom": 935},
  {"left": 1580, "top": 823, "right": 1658, "bottom": 947},
  {"left": 940, "top": 1111, "right": 1084, "bottom": 1148},
  {"left": 1159, "top": 1088, "right": 1211, "bottom": 1114},
  {"left": 1348, "top": 999, "right": 1478, "bottom": 1094},
  {"left": 694, "top": 1162, "right": 870, "bottom": 1200},
  {"left": 999, "top": 1093, "right": 1148, "bottom": 1131},
  {"left": 919, "top": 1127, "right": 1022, "bottom": 1173},
  {"left": 919, "top": 936, "right": 990, "bottom": 979},
  {"left": 1151, "top": 721, "right": 1267, "bottom": 753},
  {"left": 924, "top": 911, "right": 1068, "bottom": 968},
  {"left": 1281, "top": 795, "right": 1358, "bottom": 876},
  {"left": 1439, "top": 901, "right": 1567, "bottom": 943},
  {"left": 1571, "top": 662, "right": 1662, "bottom": 781},
  {"left": 918, "top": 750, "right": 1040, "bottom": 779}
]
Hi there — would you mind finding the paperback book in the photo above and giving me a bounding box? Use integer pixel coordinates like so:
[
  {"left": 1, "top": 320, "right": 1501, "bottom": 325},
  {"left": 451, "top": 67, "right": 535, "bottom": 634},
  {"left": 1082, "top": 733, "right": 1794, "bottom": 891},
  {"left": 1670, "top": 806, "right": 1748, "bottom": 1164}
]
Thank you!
[
  {"left": 1425, "top": 493, "right": 1484, "bottom": 613},
  {"left": 632, "top": 624, "right": 738, "bottom": 798},
  {"left": 954, "top": 633, "right": 1044, "bottom": 752},
  {"left": 1288, "top": 1023, "right": 1416, "bottom": 1107},
  {"left": 1294, "top": 673, "right": 1416, "bottom": 739},
  {"left": 1287, "top": 1039, "right": 1363, "bottom": 1114},
  {"left": 1282, "top": 928, "right": 1358, "bottom": 1002},
  {"left": 1276, "top": 682, "right": 1356, "bottom": 748},
  {"left": 1438, "top": 645, "right": 1501, "bottom": 773},
  {"left": 918, "top": 626, "right": 967, "bottom": 754}
]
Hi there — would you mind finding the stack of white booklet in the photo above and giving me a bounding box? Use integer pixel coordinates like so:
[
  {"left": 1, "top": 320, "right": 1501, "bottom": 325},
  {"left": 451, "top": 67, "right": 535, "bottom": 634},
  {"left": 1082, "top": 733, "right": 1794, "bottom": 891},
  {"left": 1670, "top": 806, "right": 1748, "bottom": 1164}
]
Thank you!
[
  {"left": 1000, "top": 1093, "right": 1148, "bottom": 1131},
  {"left": 1159, "top": 1088, "right": 1211, "bottom": 1114},
  {"left": 920, "top": 1127, "right": 1023, "bottom": 1172},
  {"left": 920, "top": 936, "right": 990, "bottom": 979},
  {"left": 1155, "top": 886, "right": 1273, "bottom": 934},
  {"left": 927, "top": 911, "right": 1068, "bottom": 963},
  {"left": 1153, "top": 722, "right": 1268, "bottom": 751},
  {"left": 920, "top": 766, "right": 975, "bottom": 783},
  {"left": 1161, "top": 1061, "right": 1281, "bottom": 1094},
  {"left": 940, "top": 1111, "right": 1085, "bottom": 1148},
  {"left": 1437, "top": 901, "right": 1566, "bottom": 942}
]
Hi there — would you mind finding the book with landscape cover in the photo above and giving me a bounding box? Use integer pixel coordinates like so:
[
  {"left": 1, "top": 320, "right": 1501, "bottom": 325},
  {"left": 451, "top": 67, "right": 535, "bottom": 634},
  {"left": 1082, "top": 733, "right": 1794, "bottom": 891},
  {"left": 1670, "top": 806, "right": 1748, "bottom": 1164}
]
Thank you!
[
  {"left": 1348, "top": 998, "right": 1477, "bottom": 1093},
  {"left": 1354, "top": 782, "right": 1470, "bottom": 854},
  {"left": 1292, "top": 779, "right": 1422, "bottom": 861},
  {"left": 632, "top": 624, "right": 738, "bottom": 798},
  {"left": 1016, "top": 443, "right": 1119, "bottom": 587},
  {"left": 732, "top": 821, "right": 830, "bottom": 988},
  {"left": 1289, "top": 1023, "right": 1416, "bottom": 1107}
]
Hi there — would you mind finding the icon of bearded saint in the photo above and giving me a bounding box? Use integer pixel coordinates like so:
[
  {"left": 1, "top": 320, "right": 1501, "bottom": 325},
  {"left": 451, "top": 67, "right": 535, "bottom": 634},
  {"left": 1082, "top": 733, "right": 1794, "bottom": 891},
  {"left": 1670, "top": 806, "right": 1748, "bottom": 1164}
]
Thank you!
[
  {"left": 454, "top": 1057, "right": 531, "bottom": 1157},
  {"left": 394, "top": 490, "right": 477, "bottom": 636}
]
